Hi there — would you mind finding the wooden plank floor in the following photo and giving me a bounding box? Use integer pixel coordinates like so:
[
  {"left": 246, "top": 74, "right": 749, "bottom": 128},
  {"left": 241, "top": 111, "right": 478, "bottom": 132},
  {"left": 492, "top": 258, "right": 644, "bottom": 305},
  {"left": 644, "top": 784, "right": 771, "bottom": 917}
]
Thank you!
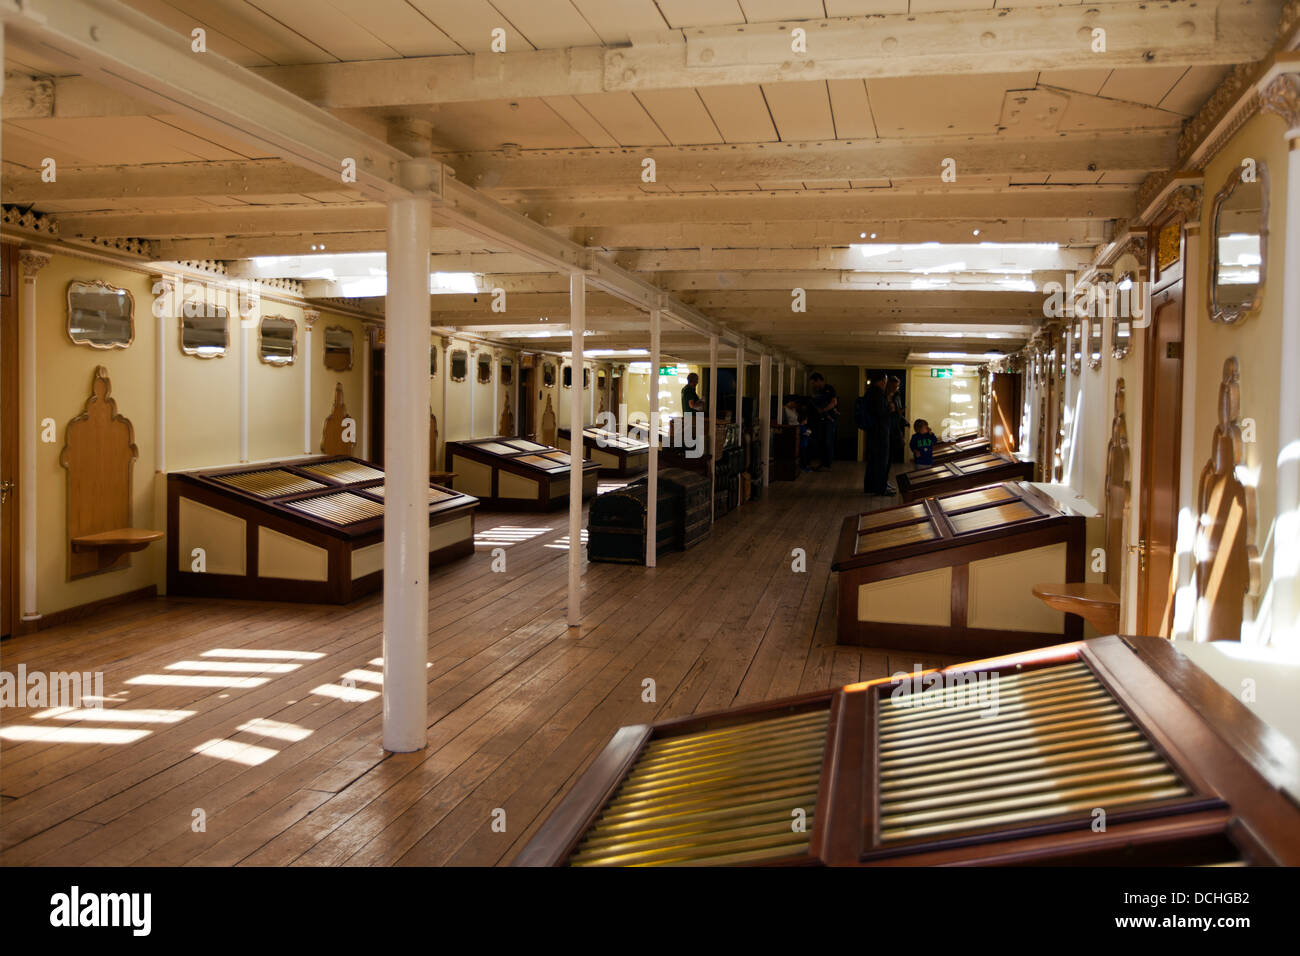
[{"left": 0, "top": 464, "right": 959, "bottom": 866}]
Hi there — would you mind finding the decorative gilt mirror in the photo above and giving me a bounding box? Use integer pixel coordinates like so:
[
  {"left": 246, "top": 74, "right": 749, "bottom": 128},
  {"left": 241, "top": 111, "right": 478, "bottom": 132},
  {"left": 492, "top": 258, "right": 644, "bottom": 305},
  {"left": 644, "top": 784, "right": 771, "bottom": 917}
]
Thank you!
[
  {"left": 258, "top": 314, "right": 296, "bottom": 366},
  {"left": 67, "top": 279, "right": 134, "bottom": 349},
  {"left": 501, "top": 356, "right": 513, "bottom": 386},
  {"left": 1088, "top": 317, "right": 1104, "bottom": 370},
  {"left": 543, "top": 361, "right": 556, "bottom": 388},
  {"left": 323, "top": 326, "right": 353, "bottom": 371},
  {"left": 179, "top": 303, "right": 229, "bottom": 358},
  {"left": 477, "top": 353, "right": 492, "bottom": 384},
  {"left": 1069, "top": 319, "right": 1084, "bottom": 374},
  {"left": 562, "top": 364, "right": 573, "bottom": 388},
  {"left": 430, "top": 345, "right": 438, "bottom": 377},
  {"left": 1210, "top": 162, "right": 1267, "bottom": 324},
  {"left": 450, "top": 349, "right": 468, "bottom": 383},
  {"left": 582, "top": 367, "right": 591, "bottom": 389}
]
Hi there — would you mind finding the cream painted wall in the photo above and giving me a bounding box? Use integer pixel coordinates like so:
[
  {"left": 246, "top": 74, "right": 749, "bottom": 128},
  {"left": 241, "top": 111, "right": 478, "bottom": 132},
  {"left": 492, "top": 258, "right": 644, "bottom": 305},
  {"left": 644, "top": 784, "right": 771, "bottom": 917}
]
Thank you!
[
  {"left": 1191, "top": 109, "right": 1288, "bottom": 642},
  {"left": 907, "top": 365, "right": 980, "bottom": 440},
  {"left": 24, "top": 252, "right": 370, "bottom": 616}
]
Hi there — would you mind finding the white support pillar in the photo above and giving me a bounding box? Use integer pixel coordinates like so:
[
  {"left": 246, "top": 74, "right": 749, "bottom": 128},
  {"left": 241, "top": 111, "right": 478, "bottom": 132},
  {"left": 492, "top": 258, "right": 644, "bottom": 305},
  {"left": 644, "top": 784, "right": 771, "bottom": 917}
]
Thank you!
[
  {"left": 381, "top": 185, "right": 432, "bottom": 754},
  {"left": 302, "top": 310, "right": 318, "bottom": 455},
  {"left": 18, "top": 249, "right": 49, "bottom": 624},
  {"left": 151, "top": 274, "right": 174, "bottom": 474},
  {"left": 708, "top": 334, "right": 719, "bottom": 520},
  {"left": 777, "top": 360, "right": 785, "bottom": 414},
  {"left": 239, "top": 319, "right": 250, "bottom": 463},
  {"left": 1174, "top": 224, "right": 1203, "bottom": 643},
  {"left": 568, "top": 274, "right": 586, "bottom": 624},
  {"left": 492, "top": 348, "right": 501, "bottom": 435},
  {"left": 360, "top": 324, "right": 371, "bottom": 460},
  {"left": 760, "top": 353, "right": 772, "bottom": 489},
  {"left": 1262, "top": 74, "right": 1300, "bottom": 647},
  {"left": 468, "top": 345, "right": 478, "bottom": 436},
  {"left": 647, "top": 308, "right": 662, "bottom": 567},
  {"left": 439, "top": 335, "right": 450, "bottom": 463}
]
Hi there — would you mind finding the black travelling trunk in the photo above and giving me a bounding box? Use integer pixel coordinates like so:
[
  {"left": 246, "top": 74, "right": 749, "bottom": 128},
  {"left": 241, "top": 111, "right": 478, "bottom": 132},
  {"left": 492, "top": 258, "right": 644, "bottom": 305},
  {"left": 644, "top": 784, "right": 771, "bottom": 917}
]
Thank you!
[
  {"left": 654, "top": 468, "right": 712, "bottom": 550},
  {"left": 587, "top": 481, "right": 676, "bottom": 564}
]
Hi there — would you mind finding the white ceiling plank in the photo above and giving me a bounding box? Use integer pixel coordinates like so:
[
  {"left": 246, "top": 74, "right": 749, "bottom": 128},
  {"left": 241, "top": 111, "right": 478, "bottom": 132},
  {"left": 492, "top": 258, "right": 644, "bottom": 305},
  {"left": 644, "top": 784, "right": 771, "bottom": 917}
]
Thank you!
[
  {"left": 697, "top": 84, "right": 779, "bottom": 142},
  {"left": 406, "top": 0, "right": 536, "bottom": 53},
  {"left": 909, "top": 0, "right": 994, "bottom": 11},
  {"left": 325, "top": 0, "right": 462, "bottom": 57},
  {"left": 431, "top": 98, "right": 596, "bottom": 151},
  {"left": 168, "top": 0, "right": 342, "bottom": 64},
  {"left": 245, "top": 0, "right": 402, "bottom": 61},
  {"left": 868, "top": 73, "right": 1038, "bottom": 136},
  {"left": 118, "top": 0, "right": 280, "bottom": 67},
  {"left": 1158, "top": 65, "right": 1232, "bottom": 116},
  {"left": 827, "top": 78, "right": 876, "bottom": 139},
  {"left": 761, "top": 80, "right": 835, "bottom": 140},
  {"left": 573, "top": 91, "right": 671, "bottom": 145},
  {"left": 569, "top": 0, "right": 669, "bottom": 44},
  {"left": 487, "top": 0, "right": 604, "bottom": 49},
  {"left": 541, "top": 95, "right": 620, "bottom": 146},
  {"left": 654, "top": 0, "right": 746, "bottom": 28},
  {"left": 635, "top": 89, "right": 723, "bottom": 144},
  {"left": 1038, "top": 68, "right": 1113, "bottom": 97},
  {"left": 738, "top": 0, "right": 826, "bottom": 20},
  {"left": 824, "top": 0, "right": 907, "bottom": 13},
  {"left": 1098, "top": 66, "right": 1189, "bottom": 108}
]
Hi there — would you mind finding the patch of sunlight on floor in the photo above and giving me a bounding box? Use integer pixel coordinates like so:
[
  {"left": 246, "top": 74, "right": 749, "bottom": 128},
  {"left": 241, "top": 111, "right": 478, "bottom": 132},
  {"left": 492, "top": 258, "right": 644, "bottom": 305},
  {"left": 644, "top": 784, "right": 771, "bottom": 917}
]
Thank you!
[
  {"left": 165, "top": 660, "right": 299, "bottom": 673},
  {"left": 201, "top": 648, "right": 325, "bottom": 660},
  {"left": 311, "top": 683, "right": 379, "bottom": 702},
  {"left": 235, "top": 718, "right": 313, "bottom": 742},
  {"left": 30, "top": 706, "right": 194, "bottom": 723},
  {"left": 125, "top": 674, "right": 270, "bottom": 688},
  {"left": 474, "top": 525, "right": 552, "bottom": 547},
  {"left": 192, "top": 738, "right": 279, "bottom": 766},
  {"left": 0, "top": 725, "right": 151, "bottom": 744}
]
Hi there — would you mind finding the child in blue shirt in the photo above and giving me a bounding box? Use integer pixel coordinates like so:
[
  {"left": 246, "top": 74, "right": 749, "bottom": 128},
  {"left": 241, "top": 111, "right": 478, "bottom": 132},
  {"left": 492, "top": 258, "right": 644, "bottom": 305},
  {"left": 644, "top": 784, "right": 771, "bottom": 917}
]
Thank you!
[{"left": 909, "top": 418, "right": 937, "bottom": 465}]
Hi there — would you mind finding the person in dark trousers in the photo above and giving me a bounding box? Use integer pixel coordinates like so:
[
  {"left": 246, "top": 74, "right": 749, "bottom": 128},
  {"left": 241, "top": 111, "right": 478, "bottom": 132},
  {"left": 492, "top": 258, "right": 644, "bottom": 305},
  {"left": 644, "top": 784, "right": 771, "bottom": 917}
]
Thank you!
[
  {"left": 861, "top": 372, "right": 894, "bottom": 495},
  {"left": 809, "top": 373, "right": 839, "bottom": 470},
  {"left": 909, "top": 418, "right": 937, "bottom": 465},
  {"left": 886, "top": 376, "right": 906, "bottom": 463}
]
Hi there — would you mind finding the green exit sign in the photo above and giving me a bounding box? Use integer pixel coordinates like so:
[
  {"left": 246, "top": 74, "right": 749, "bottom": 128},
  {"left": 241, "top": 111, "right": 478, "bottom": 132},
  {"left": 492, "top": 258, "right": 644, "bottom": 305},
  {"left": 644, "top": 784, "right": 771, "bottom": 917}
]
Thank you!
[
  {"left": 659, "top": 365, "right": 681, "bottom": 375},
  {"left": 931, "top": 368, "right": 954, "bottom": 378}
]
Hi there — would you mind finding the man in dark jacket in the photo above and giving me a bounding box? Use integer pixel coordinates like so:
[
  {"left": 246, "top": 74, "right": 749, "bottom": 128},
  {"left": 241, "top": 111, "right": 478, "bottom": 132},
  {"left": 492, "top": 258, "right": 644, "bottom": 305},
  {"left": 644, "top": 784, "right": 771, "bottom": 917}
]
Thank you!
[{"left": 862, "top": 372, "right": 894, "bottom": 495}]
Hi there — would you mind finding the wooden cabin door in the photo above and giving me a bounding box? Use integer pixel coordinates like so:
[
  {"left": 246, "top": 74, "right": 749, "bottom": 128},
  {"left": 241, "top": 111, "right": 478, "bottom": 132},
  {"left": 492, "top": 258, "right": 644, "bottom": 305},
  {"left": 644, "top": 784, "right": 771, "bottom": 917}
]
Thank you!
[
  {"left": 990, "top": 372, "right": 1020, "bottom": 455},
  {"left": 1, "top": 244, "right": 18, "bottom": 638},
  {"left": 1138, "top": 215, "right": 1188, "bottom": 637}
]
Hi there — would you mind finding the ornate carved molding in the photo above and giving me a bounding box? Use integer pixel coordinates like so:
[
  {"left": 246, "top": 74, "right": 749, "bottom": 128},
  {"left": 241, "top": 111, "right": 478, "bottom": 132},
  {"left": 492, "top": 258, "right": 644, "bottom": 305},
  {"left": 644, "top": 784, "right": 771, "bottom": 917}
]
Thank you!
[
  {"left": 1261, "top": 73, "right": 1300, "bottom": 130},
  {"left": 1194, "top": 357, "right": 1262, "bottom": 641},
  {"left": 1166, "top": 184, "right": 1203, "bottom": 222},
  {"left": 18, "top": 248, "right": 51, "bottom": 278},
  {"left": 302, "top": 309, "right": 320, "bottom": 330},
  {"left": 3, "top": 204, "right": 57, "bottom": 235}
]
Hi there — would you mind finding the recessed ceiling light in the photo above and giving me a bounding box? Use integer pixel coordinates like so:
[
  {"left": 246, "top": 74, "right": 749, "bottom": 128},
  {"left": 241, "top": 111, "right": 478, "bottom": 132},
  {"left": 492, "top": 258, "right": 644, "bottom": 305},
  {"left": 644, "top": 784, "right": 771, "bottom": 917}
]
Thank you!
[
  {"left": 860, "top": 232, "right": 867, "bottom": 238},
  {"left": 972, "top": 229, "right": 981, "bottom": 236}
]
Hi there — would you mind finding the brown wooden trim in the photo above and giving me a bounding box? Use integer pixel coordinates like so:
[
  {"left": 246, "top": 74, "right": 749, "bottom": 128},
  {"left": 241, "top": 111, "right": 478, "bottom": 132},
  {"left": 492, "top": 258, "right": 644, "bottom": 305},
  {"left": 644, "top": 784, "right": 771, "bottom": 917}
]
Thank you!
[{"left": 13, "top": 585, "right": 157, "bottom": 635}]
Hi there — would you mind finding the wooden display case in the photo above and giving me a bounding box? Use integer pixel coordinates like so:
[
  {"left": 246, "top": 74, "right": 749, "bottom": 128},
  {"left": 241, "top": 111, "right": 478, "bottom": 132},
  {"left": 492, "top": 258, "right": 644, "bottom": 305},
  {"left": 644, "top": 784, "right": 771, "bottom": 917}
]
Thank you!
[
  {"left": 931, "top": 434, "right": 991, "bottom": 463},
  {"left": 897, "top": 451, "right": 1035, "bottom": 502},
  {"left": 557, "top": 426, "right": 649, "bottom": 477},
  {"left": 167, "top": 455, "right": 477, "bottom": 604},
  {"left": 445, "top": 437, "right": 600, "bottom": 511},
  {"left": 515, "top": 636, "right": 1300, "bottom": 867},
  {"left": 832, "top": 481, "right": 1085, "bottom": 655}
]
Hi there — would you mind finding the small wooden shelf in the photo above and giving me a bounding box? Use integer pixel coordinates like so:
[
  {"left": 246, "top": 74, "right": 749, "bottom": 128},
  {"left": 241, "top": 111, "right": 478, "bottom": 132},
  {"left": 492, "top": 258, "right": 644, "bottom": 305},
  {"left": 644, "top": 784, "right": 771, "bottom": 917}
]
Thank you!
[
  {"left": 71, "top": 528, "right": 164, "bottom": 553},
  {"left": 1032, "top": 581, "right": 1121, "bottom": 635}
]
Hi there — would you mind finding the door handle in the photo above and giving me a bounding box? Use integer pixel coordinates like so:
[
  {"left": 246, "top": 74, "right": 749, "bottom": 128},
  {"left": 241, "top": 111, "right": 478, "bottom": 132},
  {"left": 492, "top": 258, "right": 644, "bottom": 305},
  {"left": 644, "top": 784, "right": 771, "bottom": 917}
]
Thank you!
[
  {"left": 1130, "top": 538, "right": 1147, "bottom": 572},
  {"left": 0, "top": 479, "right": 13, "bottom": 505}
]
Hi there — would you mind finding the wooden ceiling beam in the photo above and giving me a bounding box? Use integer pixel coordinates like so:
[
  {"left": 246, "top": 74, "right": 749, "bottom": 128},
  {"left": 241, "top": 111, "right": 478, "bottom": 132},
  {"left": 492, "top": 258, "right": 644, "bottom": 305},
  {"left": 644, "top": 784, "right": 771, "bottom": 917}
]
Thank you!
[{"left": 449, "top": 132, "right": 1176, "bottom": 192}]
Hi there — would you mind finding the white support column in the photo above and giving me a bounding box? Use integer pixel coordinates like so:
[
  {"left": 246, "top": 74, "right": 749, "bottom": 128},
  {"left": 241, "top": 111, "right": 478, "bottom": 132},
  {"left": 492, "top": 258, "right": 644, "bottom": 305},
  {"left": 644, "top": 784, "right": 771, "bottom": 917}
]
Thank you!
[
  {"left": 151, "top": 274, "right": 174, "bottom": 474},
  {"left": 759, "top": 353, "right": 772, "bottom": 489},
  {"left": 568, "top": 274, "right": 586, "bottom": 624},
  {"left": 708, "top": 334, "right": 718, "bottom": 520},
  {"left": 777, "top": 360, "right": 785, "bottom": 414},
  {"left": 18, "top": 249, "right": 49, "bottom": 624},
  {"left": 439, "top": 335, "right": 450, "bottom": 462},
  {"left": 492, "top": 348, "right": 501, "bottom": 435},
  {"left": 239, "top": 319, "right": 250, "bottom": 463},
  {"left": 302, "top": 310, "right": 318, "bottom": 455},
  {"left": 360, "top": 324, "right": 371, "bottom": 460},
  {"left": 381, "top": 183, "right": 433, "bottom": 754},
  {"left": 1262, "top": 74, "right": 1300, "bottom": 647},
  {"left": 468, "top": 344, "right": 478, "bottom": 436},
  {"left": 513, "top": 350, "right": 522, "bottom": 438},
  {"left": 647, "top": 308, "right": 662, "bottom": 568},
  {"left": 1174, "top": 224, "right": 1203, "bottom": 643}
]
